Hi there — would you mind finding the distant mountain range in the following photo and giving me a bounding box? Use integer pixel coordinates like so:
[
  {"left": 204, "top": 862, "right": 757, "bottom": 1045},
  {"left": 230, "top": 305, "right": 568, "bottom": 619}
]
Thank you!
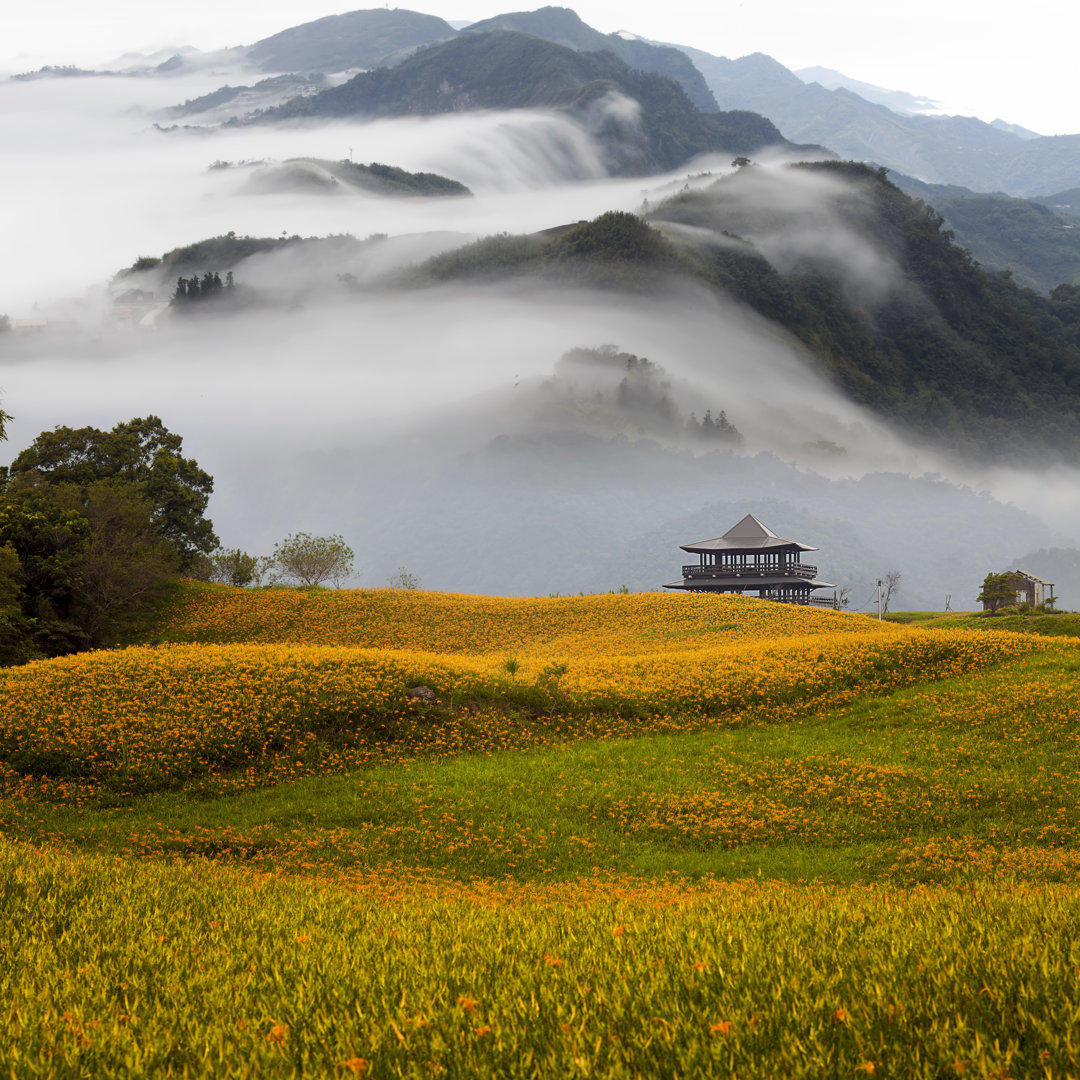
[
  {"left": 253, "top": 30, "right": 801, "bottom": 176},
  {"left": 675, "top": 50, "right": 1080, "bottom": 198},
  {"left": 20, "top": 5, "right": 1080, "bottom": 290},
  {"left": 460, "top": 8, "right": 717, "bottom": 113},
  {"left": 126, "top": 5, "right": 1080, "bottom": 202}
]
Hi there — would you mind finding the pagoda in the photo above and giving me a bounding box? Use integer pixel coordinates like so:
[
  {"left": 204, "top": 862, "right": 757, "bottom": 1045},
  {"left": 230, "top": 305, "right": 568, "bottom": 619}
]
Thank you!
[{"left": 664, "top": 514, "right": 837, "bottom": 607}]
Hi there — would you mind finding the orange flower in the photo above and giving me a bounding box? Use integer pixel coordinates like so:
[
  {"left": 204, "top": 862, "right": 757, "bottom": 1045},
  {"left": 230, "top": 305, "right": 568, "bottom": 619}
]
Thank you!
[
  {"left": 709, "top": 1021, "right": 732, "bottom": 1036},
  {"left": 474, "top": 1025, "right": 492, "bottom": 1037},
  {"left": 337, "top": 1058, "right": 367, "bottom": 1074},
  {"left": 834, "top": 1008, "right": 849, "bottom": 1023},
  {"left": 267, "top": 1023, "right": 287, "bottom": 1046},
  {"left": 612, "top": 924, "right": 627, "bottom": 938},
  {"left": 458, "top": 995, "right": 479, "bottom": 1013}
]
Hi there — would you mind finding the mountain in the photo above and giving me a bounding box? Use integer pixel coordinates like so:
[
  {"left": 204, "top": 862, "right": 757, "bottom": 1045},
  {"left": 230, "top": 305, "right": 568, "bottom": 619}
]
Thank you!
[
  {"left": 168, "top": 74, "right": 329, "bottom": 121},
  {"left": 408, "top": 163, "right": 1080, "bottom": 462},
  {"left": 242, "top": 5, "right": 716, "bottom": 117},
  {"left": 888, "top": 174, "right": 1080, "bottom": 293},
  {"left": 258, "top": 31, "right": 797, "bottom": 175},
  {"left": 794, "top": 66, "right": 942, "bottom": 116},
  {"left": 673, "top": 48, "right": 1080, "bottom": 196},
  {"left": 246, "top": 8, "right": 456, "bottom": 73},
  {"left": 1032, "top": 188, "right": 1080, "bottom": 220},
  {"left": 462, "top": 6, "right": 718, "bottom": 113}
]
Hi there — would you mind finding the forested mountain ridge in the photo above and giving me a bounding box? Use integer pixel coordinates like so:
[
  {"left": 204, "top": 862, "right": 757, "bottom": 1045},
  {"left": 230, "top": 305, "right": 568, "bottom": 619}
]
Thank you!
[
  {"left": 411, "top": 162, "right": 1080, "bottom": 462},
  {"left": 256, "top": 31, "right": 798, "bottom": 175},
  {"left": 887, "top": 173, "right": 1080, "bottom": 294}
]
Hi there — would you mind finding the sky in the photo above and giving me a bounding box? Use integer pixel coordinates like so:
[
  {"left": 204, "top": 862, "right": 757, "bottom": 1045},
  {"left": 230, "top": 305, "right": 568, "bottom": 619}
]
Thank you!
[{"left": 4, "top": 0, "right": 1080, "bottom": 136}]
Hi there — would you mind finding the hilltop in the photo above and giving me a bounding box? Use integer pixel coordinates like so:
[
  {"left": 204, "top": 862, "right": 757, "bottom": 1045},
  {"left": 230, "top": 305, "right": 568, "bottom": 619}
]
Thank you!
[
  {"left": 463, "top": 6, "right": 717, "bottom": 113},
  {"left": 247, "top": 7, "right": 457, "bottom": 73}
]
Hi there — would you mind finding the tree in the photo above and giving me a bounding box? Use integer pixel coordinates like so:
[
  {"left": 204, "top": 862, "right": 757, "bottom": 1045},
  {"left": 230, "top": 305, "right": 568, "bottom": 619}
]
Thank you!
[
  {"left": 388, "top": 567, "right": 421, "bottom": 590},
  {"left": 5, "top": 415, "right": 217, "bottom": 567},
  {"left": 52, "top": 480, "right": 180, "bottom": 643},
  {"left": 271, "top": 533, "right": 354, "bottom": 587},
  {"left": 0, "top": 493, "right": 92, "bottom": 658},
  {"left": 978, "top": 571, "right": 1018, "bottom": 614},
  {"left": 0, "top": 542, "right": 34, "bottom": 666},
  {"left": 880, "top": 570, "right": 901, "bottom": 614},
  {"left": 202, "top": 547, "right": 271, "bottom": 588},
  {"left": 0, "top": 412, "right": 212, "bottom": 662}
]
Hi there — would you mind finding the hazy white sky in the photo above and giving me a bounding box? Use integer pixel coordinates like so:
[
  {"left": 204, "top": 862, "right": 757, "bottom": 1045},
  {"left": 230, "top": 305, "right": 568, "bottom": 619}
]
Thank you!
[{"left": 4, "top": 1, "right": 1078, "bottom": 135}]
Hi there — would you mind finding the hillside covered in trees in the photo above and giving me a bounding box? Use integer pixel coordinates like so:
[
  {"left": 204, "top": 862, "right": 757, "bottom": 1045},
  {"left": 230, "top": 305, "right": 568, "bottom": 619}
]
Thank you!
[{"left": 409, "top": 163, "right": 1080, "bottom": 461}]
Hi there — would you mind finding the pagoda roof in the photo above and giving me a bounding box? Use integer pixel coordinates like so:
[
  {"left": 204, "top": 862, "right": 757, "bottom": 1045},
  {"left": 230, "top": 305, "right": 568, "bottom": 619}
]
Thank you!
[{"left": 680, "top": 514, "right": 818, "bottom": 555}]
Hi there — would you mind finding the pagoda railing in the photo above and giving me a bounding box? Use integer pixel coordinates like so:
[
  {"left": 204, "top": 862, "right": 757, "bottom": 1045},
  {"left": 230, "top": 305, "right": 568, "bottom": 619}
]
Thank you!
[{"left": 682, "top": 563, "right": 819, "bottom": 580}]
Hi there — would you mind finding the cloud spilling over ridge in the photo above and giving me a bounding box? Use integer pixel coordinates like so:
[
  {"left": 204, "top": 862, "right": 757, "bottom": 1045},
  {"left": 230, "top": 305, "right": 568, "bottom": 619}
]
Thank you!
[
  {"left": 0, "top": 73, "right": 638, "bottom": 312},
  {"left": 653, "top": 163, "right": 902, "bottom": 309}
]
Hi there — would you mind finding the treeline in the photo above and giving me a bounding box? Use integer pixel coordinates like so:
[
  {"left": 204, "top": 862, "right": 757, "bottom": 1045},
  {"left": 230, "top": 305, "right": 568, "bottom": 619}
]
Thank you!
[{"left": 172, "top": 271, "right": 235, "bottom": 305}]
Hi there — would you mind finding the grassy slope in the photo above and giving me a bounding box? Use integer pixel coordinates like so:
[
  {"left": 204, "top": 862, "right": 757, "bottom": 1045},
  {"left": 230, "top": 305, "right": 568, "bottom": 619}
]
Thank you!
[
  {"left": 3, "top": 583, "right": 1079, "bottom": 1077},
  {"left": 887, "top": 608, "right": 1080, "bottom": 636}
]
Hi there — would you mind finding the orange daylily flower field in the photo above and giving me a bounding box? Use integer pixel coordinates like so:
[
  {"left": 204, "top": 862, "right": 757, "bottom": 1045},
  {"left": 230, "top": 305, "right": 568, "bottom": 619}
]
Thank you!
[{"left": 2, "top": 583, "right": 1079, "bottom": 1077}]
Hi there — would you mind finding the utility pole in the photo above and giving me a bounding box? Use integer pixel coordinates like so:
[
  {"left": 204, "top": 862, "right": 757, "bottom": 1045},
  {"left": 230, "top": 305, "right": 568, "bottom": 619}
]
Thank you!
[{"left": 877, "top": 579, "right": 883, "bottom": 621}]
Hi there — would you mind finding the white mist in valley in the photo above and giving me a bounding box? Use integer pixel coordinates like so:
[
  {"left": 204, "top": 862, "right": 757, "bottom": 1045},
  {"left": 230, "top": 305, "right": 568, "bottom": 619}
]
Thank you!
[
  {"left": 0, "top": 72, "right": 641, "bottom": 312},
  {"left": 3, "top": 71, "right": 1078, "bottom": 611}
]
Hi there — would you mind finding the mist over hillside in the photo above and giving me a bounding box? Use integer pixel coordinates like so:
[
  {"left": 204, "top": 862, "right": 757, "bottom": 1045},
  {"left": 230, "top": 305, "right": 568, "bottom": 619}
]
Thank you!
[{"left": 3, "top": 39, "right": 1080, "bottom": 613}]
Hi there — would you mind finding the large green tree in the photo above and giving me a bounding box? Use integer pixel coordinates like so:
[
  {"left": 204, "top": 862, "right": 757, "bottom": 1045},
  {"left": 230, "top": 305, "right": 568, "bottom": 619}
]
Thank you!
[
  {"left": 0, "top": 413, "right": 216, "bottom": 662},
  {"left": 5, "top": 415, "right": 217, "bottom": 566}
]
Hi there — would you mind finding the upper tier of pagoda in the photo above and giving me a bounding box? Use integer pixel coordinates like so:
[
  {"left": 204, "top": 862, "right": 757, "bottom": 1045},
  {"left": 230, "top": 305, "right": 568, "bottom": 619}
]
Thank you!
[{"left": 664, "top": 514, "right": 836, "bottom": 607}]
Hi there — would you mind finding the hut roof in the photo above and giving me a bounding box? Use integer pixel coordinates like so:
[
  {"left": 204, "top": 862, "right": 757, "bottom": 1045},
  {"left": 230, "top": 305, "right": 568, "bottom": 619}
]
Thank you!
[{"left": 1012, "top": 570, "right": 1055, "bottom": 587}]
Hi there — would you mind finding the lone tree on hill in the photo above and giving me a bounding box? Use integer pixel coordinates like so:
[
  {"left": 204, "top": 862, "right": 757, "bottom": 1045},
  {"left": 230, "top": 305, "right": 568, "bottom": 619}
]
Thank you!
[{"left": 271, "top": 532, "right": 354, "bottom": 588}]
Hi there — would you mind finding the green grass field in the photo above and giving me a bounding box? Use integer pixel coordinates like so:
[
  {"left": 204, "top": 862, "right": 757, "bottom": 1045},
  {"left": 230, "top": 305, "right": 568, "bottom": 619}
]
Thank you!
[{"left": 2, "top": 586, "right": 1079, "bottom": 1077}]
